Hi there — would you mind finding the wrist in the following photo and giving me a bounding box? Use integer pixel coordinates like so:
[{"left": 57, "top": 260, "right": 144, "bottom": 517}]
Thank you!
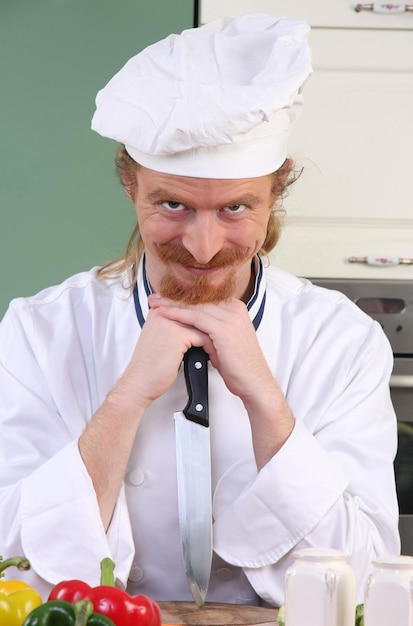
[{"left": 104, "top": 379, "right": 149, "bottom": 421}]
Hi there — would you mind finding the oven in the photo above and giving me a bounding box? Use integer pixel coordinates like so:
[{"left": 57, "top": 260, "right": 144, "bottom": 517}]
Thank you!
[{"left": 311, "top": 278, "right": 413, "bottom": 555}]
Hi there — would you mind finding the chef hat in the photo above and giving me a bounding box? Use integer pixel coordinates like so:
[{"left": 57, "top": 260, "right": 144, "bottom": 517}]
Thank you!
[{"left": 91, "top": 13, "right": 312, "bottom": 179}]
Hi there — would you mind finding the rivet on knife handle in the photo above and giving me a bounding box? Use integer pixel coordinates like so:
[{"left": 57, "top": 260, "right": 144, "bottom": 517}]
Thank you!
[{"left": 183, "top": 347, "right": 209, "bottom": 427}]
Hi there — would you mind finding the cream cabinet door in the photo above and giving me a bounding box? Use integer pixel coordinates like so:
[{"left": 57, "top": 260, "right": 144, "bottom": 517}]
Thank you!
[
  {"left": 197, "top": 1, "right": 413, "bottom": 279},
  {"left": 199, "top": 0, "right": 413, "bottom": 29}
]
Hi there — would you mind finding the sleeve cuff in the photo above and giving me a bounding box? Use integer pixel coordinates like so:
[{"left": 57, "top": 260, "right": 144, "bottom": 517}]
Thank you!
[
  {"left": 21, "top": 440, "right": 134, "bottom": 588},
  {"left": 213, "top": 420, "right": 349, "bottom": 567}
]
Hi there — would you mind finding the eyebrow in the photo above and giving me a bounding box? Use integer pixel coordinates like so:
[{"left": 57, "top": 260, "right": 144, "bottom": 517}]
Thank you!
[
  {"left": 145, "top": 187, "right": 263, "bottom": 208},
  {"left": 227, "top": 193, "right": 262, "bottom": 207},
  {"left": 145, "top": 187, "right": 180, "bottom": 203}
]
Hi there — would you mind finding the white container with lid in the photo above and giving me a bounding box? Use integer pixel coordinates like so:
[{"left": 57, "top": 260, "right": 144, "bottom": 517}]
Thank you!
[
  {"left": 284, "top": 548, "right": 356, "bottom": 626},
  {"left": 364, "top": 554, "right": 413, "bottom": 626}
]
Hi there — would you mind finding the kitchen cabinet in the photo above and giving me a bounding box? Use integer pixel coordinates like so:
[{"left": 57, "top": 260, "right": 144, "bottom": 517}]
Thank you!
[{"left": 197, "top": 1, "right": 413, "bottom": 279}]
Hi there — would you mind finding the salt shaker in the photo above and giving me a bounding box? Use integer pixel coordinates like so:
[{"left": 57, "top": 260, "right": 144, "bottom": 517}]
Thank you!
[
  {"left": 364, "top": 555, "right": 413, "bottom": 626},
  {"left": 284, "top": 548, "right": 356, "bottom": 626}
]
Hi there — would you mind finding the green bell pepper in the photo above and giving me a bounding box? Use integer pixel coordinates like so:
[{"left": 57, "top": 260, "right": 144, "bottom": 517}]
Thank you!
[{"left": 22, "top": 599, "right": 115, "bottom": 626}]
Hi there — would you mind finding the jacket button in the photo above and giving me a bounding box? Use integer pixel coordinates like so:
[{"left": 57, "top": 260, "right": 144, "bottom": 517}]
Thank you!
[
  {"left": 129, "top": 565, "right": 144, "bottom": 583},
  {"left": 216, "top": 568, "right": 233, "bottom": 581},
  {"left": 127, "top": 468, "right": 145, "bottom": 486}
]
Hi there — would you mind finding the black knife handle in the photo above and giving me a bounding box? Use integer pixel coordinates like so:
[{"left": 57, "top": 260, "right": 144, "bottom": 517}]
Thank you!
[{"left": 183, "top": 347, "right": 209, "bottom": 427}]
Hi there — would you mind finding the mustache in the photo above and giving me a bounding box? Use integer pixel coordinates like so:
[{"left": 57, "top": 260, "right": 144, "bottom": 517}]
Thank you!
[{"left": 156, "top": 244, "right": 248, "bottom": 268}]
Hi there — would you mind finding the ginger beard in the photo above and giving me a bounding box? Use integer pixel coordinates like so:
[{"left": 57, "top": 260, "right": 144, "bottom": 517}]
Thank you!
[{"left": 156, "top": 243, "right": 250, "bottom": 304}]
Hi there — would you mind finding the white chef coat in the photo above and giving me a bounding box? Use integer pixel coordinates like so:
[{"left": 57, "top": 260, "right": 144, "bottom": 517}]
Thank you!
[{"left": 0, "top": 255, "right": 400, "bottom": 605}]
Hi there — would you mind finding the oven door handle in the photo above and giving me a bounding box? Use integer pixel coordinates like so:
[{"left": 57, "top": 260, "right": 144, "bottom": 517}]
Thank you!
[{"left": 390, "top": 374, "right": 413, "bottom": 388}]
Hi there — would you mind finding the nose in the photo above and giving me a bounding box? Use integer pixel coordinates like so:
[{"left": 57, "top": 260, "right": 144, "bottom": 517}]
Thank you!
[{"left": 181, "top": 212, "right": 225, "bottom": 264}]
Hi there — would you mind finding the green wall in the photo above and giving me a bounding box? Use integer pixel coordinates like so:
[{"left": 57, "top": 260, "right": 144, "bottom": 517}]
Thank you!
[{"left": 0, "top": 0, "right": 193, "bottom": 317}]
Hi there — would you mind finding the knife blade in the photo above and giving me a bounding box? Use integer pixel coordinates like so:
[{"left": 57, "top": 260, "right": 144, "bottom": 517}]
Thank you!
[{"left": 174, "top": 346, "right": 212, "bottom": 608}]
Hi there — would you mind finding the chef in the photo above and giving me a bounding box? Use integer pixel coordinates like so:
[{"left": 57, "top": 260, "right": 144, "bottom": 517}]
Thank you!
[{"left": 0, "top": 14, "right": 400, "bottom": 606}]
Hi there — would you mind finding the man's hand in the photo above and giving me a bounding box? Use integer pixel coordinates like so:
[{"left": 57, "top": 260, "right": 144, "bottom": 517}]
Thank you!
[
  {"left": 148, "top": 294, "right": 273, "bottom": 402},
  {"left": 113, "top": 302, "right": 210, "bottom": 413},
  {"left": 148, "top": 294, "right": 295, "bottom": 470},
  {"left": 79, "top": 297, "right": 210, "bottom": 529}
]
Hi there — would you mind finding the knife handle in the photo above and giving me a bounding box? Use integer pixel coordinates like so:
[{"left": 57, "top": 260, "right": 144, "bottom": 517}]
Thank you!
[{"left": 183, "top": 347, "right": 209, "bottom": 427}]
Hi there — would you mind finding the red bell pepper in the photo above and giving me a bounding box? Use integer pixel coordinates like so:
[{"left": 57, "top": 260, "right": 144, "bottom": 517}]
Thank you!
[{"left": 48, "top": 558, "right": 161, "bottom": 626}]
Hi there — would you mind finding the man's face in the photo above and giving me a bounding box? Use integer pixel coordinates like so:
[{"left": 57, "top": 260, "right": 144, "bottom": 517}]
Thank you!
[{"left": 132, "top": 166, "right": 275, "bottom": 304}]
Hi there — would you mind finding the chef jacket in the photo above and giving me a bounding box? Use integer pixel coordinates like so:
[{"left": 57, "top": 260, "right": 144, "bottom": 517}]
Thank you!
[{"left": 0, "top": 255, "right": 400, "bottom": 605}]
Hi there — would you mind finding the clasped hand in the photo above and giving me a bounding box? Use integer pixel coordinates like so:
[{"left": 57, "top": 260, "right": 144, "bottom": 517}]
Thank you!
[{"left": 121, "top": 294, "right": 276, "bottom": 412}]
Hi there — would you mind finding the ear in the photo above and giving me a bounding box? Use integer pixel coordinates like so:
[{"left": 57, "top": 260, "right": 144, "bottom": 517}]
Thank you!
[
  {"left": 117, "top": 147, "right": 137, "bottom": 201},
  {"left": 124, "top": 182, "right": 134, "bottom": 201},
  {"left": 282, "top": 158, "right": 294, "bottom": 182},
  {"left": 270, "top": 158, "right": 295, "bottom": 202}
]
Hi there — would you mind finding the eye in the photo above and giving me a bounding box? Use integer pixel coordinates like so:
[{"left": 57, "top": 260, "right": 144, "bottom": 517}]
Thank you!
[
  {"left": 223, "top": 204, "right": 246, "bottom": 214},
  {"left": 162, "top": 200, "right": 185, "bottom": 211}
]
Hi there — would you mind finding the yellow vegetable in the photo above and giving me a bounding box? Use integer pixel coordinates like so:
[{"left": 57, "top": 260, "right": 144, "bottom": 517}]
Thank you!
[{"left": 0, "top": 556, "right": 43, "bottom": 626}]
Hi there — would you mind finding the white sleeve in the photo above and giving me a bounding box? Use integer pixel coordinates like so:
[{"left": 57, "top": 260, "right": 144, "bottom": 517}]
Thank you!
[
  {"left": 212, "top": 321, "right": 400, "bottom": 606},
  {"left": 21, "top": 442, "right": 134, "bottom": 596},
  {"left": 1, "top": 441, "right": 134, "bottom": 600},
  {"left": 0, "top": 302, "right": 134, "bottom": 600}
]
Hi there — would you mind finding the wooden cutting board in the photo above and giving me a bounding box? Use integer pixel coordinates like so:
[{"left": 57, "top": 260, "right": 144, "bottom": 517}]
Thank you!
[{"left": 159, "top": 601, "right": 279, "bottom": 625}]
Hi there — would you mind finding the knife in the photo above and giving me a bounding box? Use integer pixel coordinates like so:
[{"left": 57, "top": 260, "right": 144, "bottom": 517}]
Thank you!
[{"left": 174, "top": 346, "right": 212, "bottom": 608}]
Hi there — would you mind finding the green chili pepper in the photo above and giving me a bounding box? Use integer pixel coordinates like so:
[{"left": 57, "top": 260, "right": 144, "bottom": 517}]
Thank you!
[{"left": 22, "top": 599, "right": 115, "bottom": 626}]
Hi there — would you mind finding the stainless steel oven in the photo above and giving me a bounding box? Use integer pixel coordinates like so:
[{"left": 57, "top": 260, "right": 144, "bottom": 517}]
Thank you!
[{"left": 311, "top": 278, "right": 413, "bottom": 555}]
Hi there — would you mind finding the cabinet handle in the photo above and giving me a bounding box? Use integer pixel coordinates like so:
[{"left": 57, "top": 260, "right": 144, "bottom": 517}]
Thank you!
[
  {"left": 390, "top": 375, "right": 413, "bottom": 389},
  {"left": 354, "top": 3, "right": 413, "bottom": 12},
  {"left": 348, "top": 256, "right": 413, "bottom": 266}
]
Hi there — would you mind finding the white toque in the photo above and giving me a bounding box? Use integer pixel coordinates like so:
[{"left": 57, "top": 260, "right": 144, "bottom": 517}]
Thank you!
[{"left": 91, "top": 13, "right": 312, "bottom": 179}]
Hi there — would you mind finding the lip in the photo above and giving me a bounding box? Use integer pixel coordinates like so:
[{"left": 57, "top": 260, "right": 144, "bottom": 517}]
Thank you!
[{"left": 184, "top": 265, "right": 222, "bottom": 276}]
